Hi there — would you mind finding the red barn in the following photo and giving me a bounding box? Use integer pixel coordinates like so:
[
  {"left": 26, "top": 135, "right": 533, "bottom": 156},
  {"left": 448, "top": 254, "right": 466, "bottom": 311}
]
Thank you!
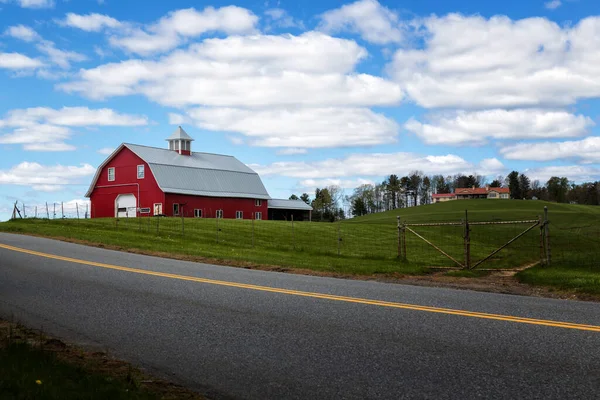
[{"left": 85, "top": 127, "right": 273, "bottom": 219}]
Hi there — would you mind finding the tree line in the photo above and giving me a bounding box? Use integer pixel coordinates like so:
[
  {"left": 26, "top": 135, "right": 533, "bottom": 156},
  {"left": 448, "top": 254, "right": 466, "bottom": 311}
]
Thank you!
[{"left": 288, "top": 171, "right": 600, "bottom": 221}]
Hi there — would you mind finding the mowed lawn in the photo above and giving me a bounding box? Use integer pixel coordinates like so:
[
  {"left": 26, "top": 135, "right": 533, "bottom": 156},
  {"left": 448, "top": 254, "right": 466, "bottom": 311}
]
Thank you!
[{"left": 1, "top": 199, "right": 599, "bottom": 294}]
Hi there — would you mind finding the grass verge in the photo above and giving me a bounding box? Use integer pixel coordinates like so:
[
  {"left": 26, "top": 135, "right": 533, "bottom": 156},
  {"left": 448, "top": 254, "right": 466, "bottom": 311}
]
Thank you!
[
  {"left": 0, "top": 320, "right": 203, "bottom": 400},
  {"left": 516, "top": 265, "right": 600, "bottom": 295}
]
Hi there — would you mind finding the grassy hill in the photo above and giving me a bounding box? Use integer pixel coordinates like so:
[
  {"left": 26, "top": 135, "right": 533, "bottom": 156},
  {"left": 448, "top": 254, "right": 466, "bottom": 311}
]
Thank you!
[{"left": 1, "top": 199, "right": 598, "bottom": 294}]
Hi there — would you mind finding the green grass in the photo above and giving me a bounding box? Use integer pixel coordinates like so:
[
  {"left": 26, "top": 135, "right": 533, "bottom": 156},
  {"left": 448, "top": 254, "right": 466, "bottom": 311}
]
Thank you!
[
  {"left": 1, "top": 199, "right": 599, "bottom": 294},
  {"left": 0, "top": 342, "right": 156, "bottom": 400}
]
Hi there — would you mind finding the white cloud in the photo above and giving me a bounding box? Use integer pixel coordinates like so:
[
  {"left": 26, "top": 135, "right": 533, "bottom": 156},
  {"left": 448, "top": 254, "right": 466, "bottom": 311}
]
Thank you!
[
  {"left": 299, "top": 178, "right": 375, "bottom": 190},
  {"left": 60, "top": 13, "right": 122, "bottom": 32},
  {"left": 59, "top": 32, "right": 401, "bottom": 108},
  {"left": 0, "top": 162, "right": 95, "bottom": 192},
  {"left": 479, "top": 158, "right": 505, "bottom": 175},
  {"left": 253, "top": 152, "right": 474, "bottom": 179},
  {"left": 4, "top": 25, "right": 40, "bottom": 42},
  {"left": 277, "top": 148, "right": 308, "bottom": 155},
  {"left": 545, "top": 0, "right": 562, "bottom": 10},
  {"left": 36, "top": 40, "right": 86, "bottom": 69},
  {"left": 405, "top": 109, "right": 594, "bottom": 145},
  {"left": 0, "top": 107, "right": 148, "bottom": 151},
  {"left": 108, "top": 6, "right": 259, "bottom": 55},
  {"left": 0, "top": 52, "right": 44, "bottom": 69},
  {"left": 186, "top": 107, "right": 399, "bottom": 148},
  {"left": 525, "top": 165, "right": 600, "bottom": 183},
  {"left": 167, "top": 112, "right": 190, "bottom": 125},
  {"left": 97, "top": 147, "right": 115, "bottom": 155},
  {"left": 264, "top": 8, "right": 304, "bottom": 29},
  {"left": 500, "top": 137, "right": 600, "bottom": 163},
  {"left": 388, "top": 15, "right": 600, "bottom": 109},
  {"left": 0, "top": 0, "right": 54, "bottom": 9},
  {"left": 318, "top": 0, "right": 402, "bottom": 44}
]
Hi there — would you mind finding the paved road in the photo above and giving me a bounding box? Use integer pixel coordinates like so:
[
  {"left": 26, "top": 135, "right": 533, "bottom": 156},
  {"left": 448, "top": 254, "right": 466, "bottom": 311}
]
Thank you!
[{"left": 0, "top": 232, "right": 599, "bottom": 399}]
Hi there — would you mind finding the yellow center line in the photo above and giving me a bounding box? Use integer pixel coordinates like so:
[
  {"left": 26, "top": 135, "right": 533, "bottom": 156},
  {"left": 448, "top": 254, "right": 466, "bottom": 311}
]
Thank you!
[{"left": 1, "top": 242, "right": 599, "bottom": 332}]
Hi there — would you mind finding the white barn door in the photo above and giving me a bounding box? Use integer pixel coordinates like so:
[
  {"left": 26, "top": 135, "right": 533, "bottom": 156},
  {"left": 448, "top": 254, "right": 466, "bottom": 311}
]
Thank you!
[{"left": 115, "top": 194, "right": 137, "bottom": 218}]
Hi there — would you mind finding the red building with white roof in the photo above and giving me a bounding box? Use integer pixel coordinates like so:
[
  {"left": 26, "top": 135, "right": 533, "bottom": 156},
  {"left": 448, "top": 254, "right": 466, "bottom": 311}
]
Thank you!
[{"left": 85, "top": 127, "right": 312, "bottom": 220}]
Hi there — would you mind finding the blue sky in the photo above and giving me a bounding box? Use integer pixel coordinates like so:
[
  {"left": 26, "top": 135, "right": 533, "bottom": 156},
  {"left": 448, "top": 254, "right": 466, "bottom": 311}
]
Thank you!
[{"left": 1, "top": 0, "right": 600, "bottom": 220}]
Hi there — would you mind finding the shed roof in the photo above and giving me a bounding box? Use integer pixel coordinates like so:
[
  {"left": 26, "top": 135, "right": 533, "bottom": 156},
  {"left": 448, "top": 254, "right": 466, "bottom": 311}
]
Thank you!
[
  {"left": 85, "top": 143, "right": 270, "bottom": 200},
  {"left": 268, "top": 199, "right": 313, "bottom": 211}
]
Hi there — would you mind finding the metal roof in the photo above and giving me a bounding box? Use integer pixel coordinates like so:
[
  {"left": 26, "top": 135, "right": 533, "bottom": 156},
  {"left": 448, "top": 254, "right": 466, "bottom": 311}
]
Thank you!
[
  {"left": 166, "top": 126, "right": 194, "bottom": 141},
  {"left": 268, "top": 199, "right": 313, "bottom": 210},
  {"left": 85, "top": 143, "right": 270, "bottom": 199}
]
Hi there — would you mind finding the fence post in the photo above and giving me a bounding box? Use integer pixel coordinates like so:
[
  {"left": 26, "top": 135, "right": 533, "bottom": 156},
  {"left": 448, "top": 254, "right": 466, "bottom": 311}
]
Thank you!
[
  {"left": 23, "top": 203, "right": 26, "bottom": 218},
  {"left": 216, "top": 216, "right": 220, "bottom": 243},
  {"left": 85, "top": 203, "right": 89, "bottom": 219},
  {"left": 181, "top": 212, "right": 184, "bottom": 237},
  {"left": 252, "top": 218, "right": 255, "bottom": 248},
  {"left": 35, "top": 206, "right": 38, "bottom": 218},
  {"left": 76, "top": 203, "right": 79, "bottom": 219},
  {"left": 539, "top": 216, "right": 545, "bottom": 265},
  {"left": 397, "top": 216, "right": 401, "bottom": 258},
  {"left": 156, "top": 216, "right": 159, "bottom": 236},
  {"left": 61, "top": 202, "right": 64, "bottom": 219},
  {"left": 544, "top": 206, "right": 551, "bottom": 266},
  {"left": 292, "top": 214, "right": 295, "bottom": 250},
  {"left": 46, "top": 202, "right": 50, "bottom": 219},
  {"left": 53, "top": 203, "right": 56, "bottom": 219},
  {"left": 464, "top": 209, "right": 471, "bottom": 269},
  {"left": 337, "top": 222, "right": 341, "bottom": 256}
]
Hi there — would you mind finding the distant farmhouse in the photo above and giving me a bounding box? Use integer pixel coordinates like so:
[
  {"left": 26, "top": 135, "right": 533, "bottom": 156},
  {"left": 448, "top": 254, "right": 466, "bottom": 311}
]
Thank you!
[
  {"left": 432, "top": 186, "right": 510, "bottom": 204},
  {"left": 86, "top": 127, "right": 312, "bottom": 220}
]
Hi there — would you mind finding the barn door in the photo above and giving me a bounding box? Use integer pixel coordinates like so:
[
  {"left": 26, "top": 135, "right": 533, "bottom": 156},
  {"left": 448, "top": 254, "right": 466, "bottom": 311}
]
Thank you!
[{"left": 115, "top": 194, "right": 137, "bottom": 218}]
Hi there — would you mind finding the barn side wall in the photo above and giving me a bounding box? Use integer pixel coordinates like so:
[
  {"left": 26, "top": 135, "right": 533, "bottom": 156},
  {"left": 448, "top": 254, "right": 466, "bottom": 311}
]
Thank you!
[
  {"left": 90, "top": 147, "right": 164, "bottom": 218},
  {"left": 165, "top": 193, "right": 269, "bottom": 220}
]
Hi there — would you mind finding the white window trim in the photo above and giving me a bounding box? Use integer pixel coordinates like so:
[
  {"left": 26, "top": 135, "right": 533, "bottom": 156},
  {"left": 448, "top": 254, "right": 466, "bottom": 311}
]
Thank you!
[
  {"left": 137, "top": 165, "right": 145, "bottom": 179},
  {"left": 236, "top": 211, "right": 243, "bottom": 219},
  {"left": 194, "top": 209, "right": 202, "bottom": 218},
  {"left": 255, "top": 212, "right": 262, "bottom": 220},
  {"left": 255, "top": 199, "right": 262, "bottom": 206},
  {"left": 108, "top": 167, "right": 115, "bottom": 182},
  {"left": 216, "top": 209, "right": 223, "bottom": 219},
  {"left": 173, "top": 203, "right": 180, "bottom": 216}
]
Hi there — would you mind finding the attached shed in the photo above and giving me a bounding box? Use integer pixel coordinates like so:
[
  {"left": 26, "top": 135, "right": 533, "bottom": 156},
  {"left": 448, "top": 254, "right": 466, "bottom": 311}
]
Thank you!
[{"left": 268, "top": 199, "right": 313, "bottom": 221}]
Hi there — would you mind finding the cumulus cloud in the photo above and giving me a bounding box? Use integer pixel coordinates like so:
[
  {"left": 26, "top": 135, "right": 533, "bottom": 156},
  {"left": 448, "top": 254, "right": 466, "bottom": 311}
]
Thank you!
[
  {"left": 0, "top": 52, "right": 44, "bottom": 70},
  {"left": 97, "top": 147, "right": 115, "bottom": 155},
  {"left": 0, "top": 107, "right": 148, "bottom": 151},
  {"left": 0, "top": 162, "right": 95, "bottom": 192},
  {"left": 525, "top": 165, "right": 600, "bottom": 183},
  {"left": 277, "top": 148, "right": 308, "bottom": 155},
  {"left": 545, "top": 0, "right": 562, "bottom": 10},
  {"left": 59, "top": 32, "right": 401, "bottom": 108},
  {"left": 0, "top": 0, "right": 54, "bottom": 9},
  {"left": 108, "top": 6, "right": 259, "bottom": 55},
  {"left": 36, "top": 40, "right": 86, "bottom": 69},
  {"left": 405, "top": 109, "right": 594, "bottom": 145},
  {"left": 60, "top": 13, "right": 122, "bottom": 32},
  {"left": 500, "top": 137, "right": 600, "bottom": 163},
  {"left": 185, "top": 107, "right": 399, "bottom": 148},
  {"left": 4, "top": 25, "right": 41, "bottom": 42},
  {"left": 264, "top": 8, "right": 304, "bottom": 30},
  {"left": 318, "top": 0, "right": 402, "bottom": 44},
  {"left": 388, "top": 14, "right": 600, "bottom": 109}
]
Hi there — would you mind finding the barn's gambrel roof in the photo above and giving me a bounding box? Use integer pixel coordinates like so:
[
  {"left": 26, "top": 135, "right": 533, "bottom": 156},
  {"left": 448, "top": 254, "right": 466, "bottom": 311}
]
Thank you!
[{"left": 85, "top": 143, "right": 271, "bottom": 200}]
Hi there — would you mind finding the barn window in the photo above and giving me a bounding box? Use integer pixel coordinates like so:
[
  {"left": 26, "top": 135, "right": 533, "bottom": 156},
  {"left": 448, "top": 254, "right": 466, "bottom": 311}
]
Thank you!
[
  {"left": 236, "top": 211, "right": 243, "bottom": 219},
  {"left": 194, "top": 209, "right": 202, "bottom": 218},
  {"left": 108, "top": 167, "right": 115, "bottom": 182},
  {"left": 255, "top": 212, "right": 262, "bottom": 220},
  {"left": 173, "top": 203, "right": 179, "bottom": 216},
  {"left": 137, "top": 165, "right": 145, "bottom": 179},
  {"left": 216, "top": 209, "right": 223, "bottom": 218},
  {"left": 255, "top": 199, "right": 262, "bottom": 206}
]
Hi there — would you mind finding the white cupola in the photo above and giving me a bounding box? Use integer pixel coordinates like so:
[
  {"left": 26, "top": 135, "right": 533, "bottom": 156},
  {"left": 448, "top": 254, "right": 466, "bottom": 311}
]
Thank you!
[{"left": 166, "top": 126, "right": 194, "bottom": 156}]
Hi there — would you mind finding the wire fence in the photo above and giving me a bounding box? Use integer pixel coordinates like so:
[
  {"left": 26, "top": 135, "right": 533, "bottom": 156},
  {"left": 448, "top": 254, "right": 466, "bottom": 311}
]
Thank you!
[
  {"left": 7, "top": 202, "right": 599, "bottom": 270},
  {"left": 10, "top": 201, "right": 89, "bottom": 220}
]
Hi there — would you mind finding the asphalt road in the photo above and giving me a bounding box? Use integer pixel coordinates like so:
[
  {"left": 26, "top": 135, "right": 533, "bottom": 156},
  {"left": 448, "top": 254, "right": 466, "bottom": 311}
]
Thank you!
[{"left": 1, "top": 232, "right": 599, "bottom": 399}]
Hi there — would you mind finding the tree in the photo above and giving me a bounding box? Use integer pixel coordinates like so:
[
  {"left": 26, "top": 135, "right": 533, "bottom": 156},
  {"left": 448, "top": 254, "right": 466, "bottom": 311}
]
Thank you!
[
  {"left": 351, "top": 197, "right": 368, "bottom": 217},
  {"left": 420, "top": 176, "right": 431, "bottom": 205},
  {"left": 289, "top": 194, "right": 299, "bottom": 200},
  {"left": 300, "top": 193, "right": 310, "bottom": 205},
  {"left": 546, "top": 177, "right": 569, "bottom": 203},
  {"left": 489, "top": 179, "right": 503, "bottom": 188},
  {"left": 519, "top": 174, "right": 531, "bottom": 199},
  {"left": 432, "top": 175, "right": 450, "bottom": 194},
  {"left": 507, "top": 171, "right": 521, "bottom": 199},
  {"left": 408, "top": 171, "right": 423, "bottom": 207},
  {"left": 385, "top": 174, "right": 401, "bottom": 209}
]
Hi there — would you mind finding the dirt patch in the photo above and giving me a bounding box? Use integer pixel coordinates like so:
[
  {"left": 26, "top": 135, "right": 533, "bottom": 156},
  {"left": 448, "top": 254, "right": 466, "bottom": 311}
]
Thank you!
[{"left": 9, "top": 233, "right": 600, "bottom": 302}]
